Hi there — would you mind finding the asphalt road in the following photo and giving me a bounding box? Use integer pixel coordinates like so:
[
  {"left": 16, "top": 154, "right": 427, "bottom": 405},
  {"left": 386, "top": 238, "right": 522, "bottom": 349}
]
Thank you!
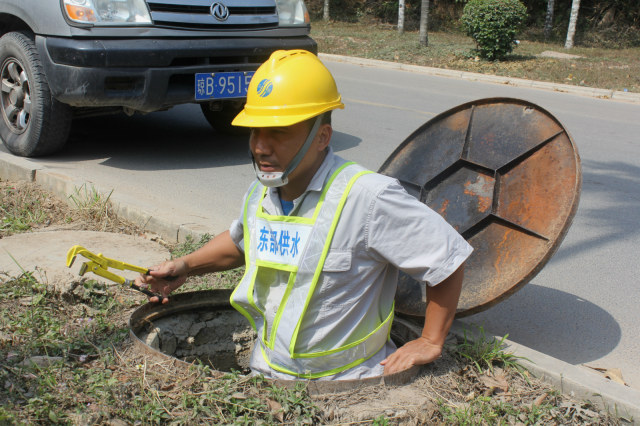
[{"left": 3, "top": 58, "right": 639, "bottom": 390}]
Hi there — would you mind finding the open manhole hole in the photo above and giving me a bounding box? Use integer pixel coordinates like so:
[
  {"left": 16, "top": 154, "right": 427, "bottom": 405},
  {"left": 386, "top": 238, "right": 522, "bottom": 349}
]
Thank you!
[
  {"left": 134, "top": 295, "right": 255, "bottom": 373},
  {"left": 130, "top": 289, "right": 422, "bottom": 393}
]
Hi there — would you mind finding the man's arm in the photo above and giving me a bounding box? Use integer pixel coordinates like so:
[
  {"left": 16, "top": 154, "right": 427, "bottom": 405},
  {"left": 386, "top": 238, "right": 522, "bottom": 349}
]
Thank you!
[
  {"left": 136, "top": 230, "right": 245, "bottom": 304},
  {"left": 380, "top": 264, "right": 464, "bottom": 374},
  {"left": 179, "top": 230, "right": 245, "bottom": 276}
]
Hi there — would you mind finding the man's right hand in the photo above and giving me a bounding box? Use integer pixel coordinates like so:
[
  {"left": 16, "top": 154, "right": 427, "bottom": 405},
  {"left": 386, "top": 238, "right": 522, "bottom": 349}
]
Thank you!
[
  {"left": 136, "top": 259, "right": 188, "bottom": 304},
  {"left": 134, "top": 230, "right": 245, "bottom": 304}
]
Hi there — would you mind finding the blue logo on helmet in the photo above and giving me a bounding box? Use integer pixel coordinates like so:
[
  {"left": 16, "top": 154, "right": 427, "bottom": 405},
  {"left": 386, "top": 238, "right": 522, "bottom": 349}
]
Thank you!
[{"left": 256, "top": 79, "right": 273, "bottom": 98}]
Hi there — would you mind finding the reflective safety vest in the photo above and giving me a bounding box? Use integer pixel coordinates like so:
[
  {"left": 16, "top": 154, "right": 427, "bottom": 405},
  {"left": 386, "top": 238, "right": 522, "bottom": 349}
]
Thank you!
[{"left": 230, "top": 162, "right": 395, "bottom": 379}]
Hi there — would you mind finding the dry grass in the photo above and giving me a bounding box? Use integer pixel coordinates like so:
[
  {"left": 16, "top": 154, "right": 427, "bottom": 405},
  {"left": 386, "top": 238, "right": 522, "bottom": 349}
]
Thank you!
[{"left": 1, "top": 180, "right": 143, "bottom": 238}]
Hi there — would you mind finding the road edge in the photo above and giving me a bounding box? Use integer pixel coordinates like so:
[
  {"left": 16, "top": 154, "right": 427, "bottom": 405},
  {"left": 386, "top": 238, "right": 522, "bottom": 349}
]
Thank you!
[
  {"left": 0, "top": 154, "right": 209, "bottom": 243},
  {"left": 319, "top": 53, "right": 640, "bottom": 105}
]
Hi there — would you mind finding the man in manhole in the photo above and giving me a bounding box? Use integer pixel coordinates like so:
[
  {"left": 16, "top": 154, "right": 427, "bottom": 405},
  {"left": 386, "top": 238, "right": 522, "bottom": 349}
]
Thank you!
[{"left": 137, "top": 50, "right": 473, "bottom": 380}]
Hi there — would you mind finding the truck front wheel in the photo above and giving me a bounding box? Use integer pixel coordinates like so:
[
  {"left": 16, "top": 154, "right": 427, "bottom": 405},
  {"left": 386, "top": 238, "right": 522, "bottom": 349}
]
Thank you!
[{"left": 0, "top": 32, "right": 72, "bottom": 157}]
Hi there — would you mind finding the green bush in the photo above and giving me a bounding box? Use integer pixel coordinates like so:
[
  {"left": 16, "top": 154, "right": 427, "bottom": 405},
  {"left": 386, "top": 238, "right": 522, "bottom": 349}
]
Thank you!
[{"left": 461, "top": 0, "right": 527, "bottom": 60}]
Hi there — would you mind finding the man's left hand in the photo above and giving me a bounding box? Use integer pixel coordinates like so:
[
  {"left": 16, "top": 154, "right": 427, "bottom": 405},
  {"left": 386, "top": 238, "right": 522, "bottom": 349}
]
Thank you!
[{"left": 380, "top": 336, "right": 442, "bottom": 375}]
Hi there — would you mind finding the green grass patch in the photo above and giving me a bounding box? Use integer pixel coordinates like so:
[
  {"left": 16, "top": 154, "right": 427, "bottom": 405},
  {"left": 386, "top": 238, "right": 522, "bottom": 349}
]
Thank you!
[
  {"left": 1, "top": 183, "right": 48, "bottom": 234},
  {"left": 439, "top": 393, "right": 564, "bottom": 425},
  {"left": 0, "top": 273, "right": 127, "bottom": 361},
  {"left": 68, "top": 183, "right": 115, "bottom": 224},
  {"left": 0, "top": 272, "right": 321, "bottom": 424},
  {"left": 455, "top": 326, "right": 526, "bottom": 375},
  {"left": 170, "top": 233, "right": 245, "bottom": 291},
  {"left": 170, "top": 233, "right": 214, "bottom": 258}
]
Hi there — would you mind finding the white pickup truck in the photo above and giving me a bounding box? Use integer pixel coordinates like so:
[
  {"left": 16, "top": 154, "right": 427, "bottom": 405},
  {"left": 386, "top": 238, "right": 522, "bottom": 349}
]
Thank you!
[{"left": 0, "top": 0, "right": 316, "bottom": 156}]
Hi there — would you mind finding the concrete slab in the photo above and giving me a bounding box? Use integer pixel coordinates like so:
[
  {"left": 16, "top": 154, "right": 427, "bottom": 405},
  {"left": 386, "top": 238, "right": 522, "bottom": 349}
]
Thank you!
[
  {"left": 0, "top": 230, "right": 171, "bottom": 285},
  {"left": 538, "top": 50, "right": 583, "bottom": 60}
]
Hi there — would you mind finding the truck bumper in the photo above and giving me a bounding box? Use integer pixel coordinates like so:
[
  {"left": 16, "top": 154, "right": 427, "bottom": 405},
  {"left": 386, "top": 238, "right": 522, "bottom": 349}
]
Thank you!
[{"left": 36, "top": 36, "right": 317, "bottom": 112}]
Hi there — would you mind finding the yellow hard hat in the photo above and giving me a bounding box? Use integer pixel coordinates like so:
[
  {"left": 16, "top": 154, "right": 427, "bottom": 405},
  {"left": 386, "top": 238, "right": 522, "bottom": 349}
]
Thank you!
[{"left": 232, "top": 50, "right": 344, "bottom": 128}]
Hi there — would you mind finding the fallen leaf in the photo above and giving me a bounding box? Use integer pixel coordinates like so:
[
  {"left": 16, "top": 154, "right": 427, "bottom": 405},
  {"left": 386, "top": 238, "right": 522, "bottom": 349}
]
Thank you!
[
  {"left": 267, "top": 399, "right": 283, "bottom": 422},
  {"left": 178, "top": 375, "right": 197, "bottom": 388},
  {"left": 583, "top": 365, "right": 628, "bottom": 386},
  {"left": 603, "top": 368, "right": 626, "bottom": 385},
  {"left": 533, "top": 393, "right": 547, "bottom": 407},
  {"left": 559, "top": 401, "right": 599, "bottom": 419},
  {"left": 19, "top": 356, "right": 63, "bottom": 368},
  {"left": 479, "top": 372, "right": 509, "bottom": 394}
]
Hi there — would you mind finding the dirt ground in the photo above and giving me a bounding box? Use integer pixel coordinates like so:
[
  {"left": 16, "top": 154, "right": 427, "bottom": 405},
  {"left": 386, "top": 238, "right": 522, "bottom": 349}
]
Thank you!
[
  {"left": 115, "top": 331, "right": 619, "bottom": 425},
  {"left": 0, "top": 180, "right": 625, "bottom": 424}
]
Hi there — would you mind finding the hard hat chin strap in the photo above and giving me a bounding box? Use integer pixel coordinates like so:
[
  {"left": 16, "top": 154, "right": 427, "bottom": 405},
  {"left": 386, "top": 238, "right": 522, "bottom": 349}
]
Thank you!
[{"left": 252, "top": 116, "right": 323, "bottom": 188}]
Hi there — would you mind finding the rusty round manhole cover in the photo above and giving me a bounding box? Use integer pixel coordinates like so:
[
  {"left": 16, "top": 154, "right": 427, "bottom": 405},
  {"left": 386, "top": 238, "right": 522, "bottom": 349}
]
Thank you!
[{"left": 379, "top": 98, "right": 581, "bottom": 317}]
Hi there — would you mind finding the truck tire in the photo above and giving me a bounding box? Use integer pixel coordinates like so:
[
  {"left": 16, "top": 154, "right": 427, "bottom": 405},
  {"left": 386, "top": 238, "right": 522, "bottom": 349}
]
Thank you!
[
  {"left": 0, "top": 31, "right": 72, "bottom": 157},
  {"left": 200, "top": 101, "right": 249, "bottom": 136}
]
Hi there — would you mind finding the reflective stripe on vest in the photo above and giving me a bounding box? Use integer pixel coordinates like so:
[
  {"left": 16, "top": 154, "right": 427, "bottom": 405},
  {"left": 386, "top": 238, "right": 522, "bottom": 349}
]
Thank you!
[{"left": 230, "top": 162, "right": 394, "bottom": 379}]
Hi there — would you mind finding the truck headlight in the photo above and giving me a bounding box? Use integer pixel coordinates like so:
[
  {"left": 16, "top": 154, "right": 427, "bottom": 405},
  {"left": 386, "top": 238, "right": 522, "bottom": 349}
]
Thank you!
[
  {"left": 63, "top": 0, "right": 151, "bottom": 25},
  {"left": 276, "top": 0, "right": 310, "bottom": 26}
]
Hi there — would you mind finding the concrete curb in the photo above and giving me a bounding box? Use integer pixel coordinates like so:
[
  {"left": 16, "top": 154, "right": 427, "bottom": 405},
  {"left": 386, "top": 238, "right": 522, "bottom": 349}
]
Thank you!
[
  {"left": 1, "top": 154, "right": 37, "bottom": 181},
  {"left": 0, "top": 153, "right": 209, "bottom": 244},
  {"left": 319, "top": 53, "right": 640, "bottom": 104},
  {"left": 451, "top": 321, "right": 639, "bottom": 423}
]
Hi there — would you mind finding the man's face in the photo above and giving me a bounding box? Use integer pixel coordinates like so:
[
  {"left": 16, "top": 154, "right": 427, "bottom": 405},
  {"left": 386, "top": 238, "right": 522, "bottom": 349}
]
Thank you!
[{"left": 249, "top": 120, "right": 330, "bottom": 190}]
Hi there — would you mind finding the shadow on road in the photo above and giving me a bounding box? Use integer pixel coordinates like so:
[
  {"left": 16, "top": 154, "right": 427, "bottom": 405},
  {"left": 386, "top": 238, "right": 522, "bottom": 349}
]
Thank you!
[
  {"left": 548, "top": 159, "right": 640, "bottom": 264},
  {"left": 47, "top": 105, "right": 361, "bottom": 171},
  {"left": 463, "top": 158, "right": 640, "bottom": 366},
  {"left": 463, "top": 283, "right": 621, "bottom": 365}
]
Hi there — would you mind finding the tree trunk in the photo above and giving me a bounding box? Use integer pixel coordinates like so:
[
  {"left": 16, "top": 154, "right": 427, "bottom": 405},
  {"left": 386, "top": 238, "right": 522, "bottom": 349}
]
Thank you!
[
  {"left": 323, "top": 0, "right": 330, "bottom": 21},
  {"left": 398, "top": 0, "right": 406, "bottom": 34},
  {"left": 565, "top": 0, "right": 581, "bottom": 49},
  {"left": 419, "top": 0, "right": 430, "bottom": 46},
  {"left": 544, "top": 0, "right": 555, "bottom": 40}
]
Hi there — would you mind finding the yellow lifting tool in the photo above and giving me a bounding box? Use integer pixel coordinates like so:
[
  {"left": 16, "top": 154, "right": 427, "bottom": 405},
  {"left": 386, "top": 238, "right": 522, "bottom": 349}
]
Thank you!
[{"left": 66, "top": 245, "right": 165, "bottom": 300}]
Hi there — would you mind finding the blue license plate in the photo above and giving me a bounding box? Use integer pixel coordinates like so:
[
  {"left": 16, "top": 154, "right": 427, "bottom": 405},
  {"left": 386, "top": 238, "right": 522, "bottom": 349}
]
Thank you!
[{"left": 195, "top": 72, "right": 254, "bottom": 100}]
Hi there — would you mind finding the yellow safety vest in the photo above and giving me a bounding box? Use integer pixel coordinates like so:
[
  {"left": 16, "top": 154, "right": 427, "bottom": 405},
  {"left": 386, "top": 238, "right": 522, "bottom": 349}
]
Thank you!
[{"left": 230, "top": 162, "right": 394, "bottom": 379}]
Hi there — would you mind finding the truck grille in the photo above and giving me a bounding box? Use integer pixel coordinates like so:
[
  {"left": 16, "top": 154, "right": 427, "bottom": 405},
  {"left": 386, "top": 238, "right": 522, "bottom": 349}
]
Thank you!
[{"left": 146, "top": 0, "right": 279, "bottom": 30}]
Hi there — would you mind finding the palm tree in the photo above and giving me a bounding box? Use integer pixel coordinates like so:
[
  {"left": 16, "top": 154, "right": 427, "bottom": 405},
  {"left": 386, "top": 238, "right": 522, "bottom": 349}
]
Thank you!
[
  {"left": 323, "top": 0, "right": 330, "bottom": 21},
  {"left": 398, "top": 0, "right": 406, "bottom": 34},
  {"left": 565, "top": 0, "right": 581, "bottom": 48}
]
